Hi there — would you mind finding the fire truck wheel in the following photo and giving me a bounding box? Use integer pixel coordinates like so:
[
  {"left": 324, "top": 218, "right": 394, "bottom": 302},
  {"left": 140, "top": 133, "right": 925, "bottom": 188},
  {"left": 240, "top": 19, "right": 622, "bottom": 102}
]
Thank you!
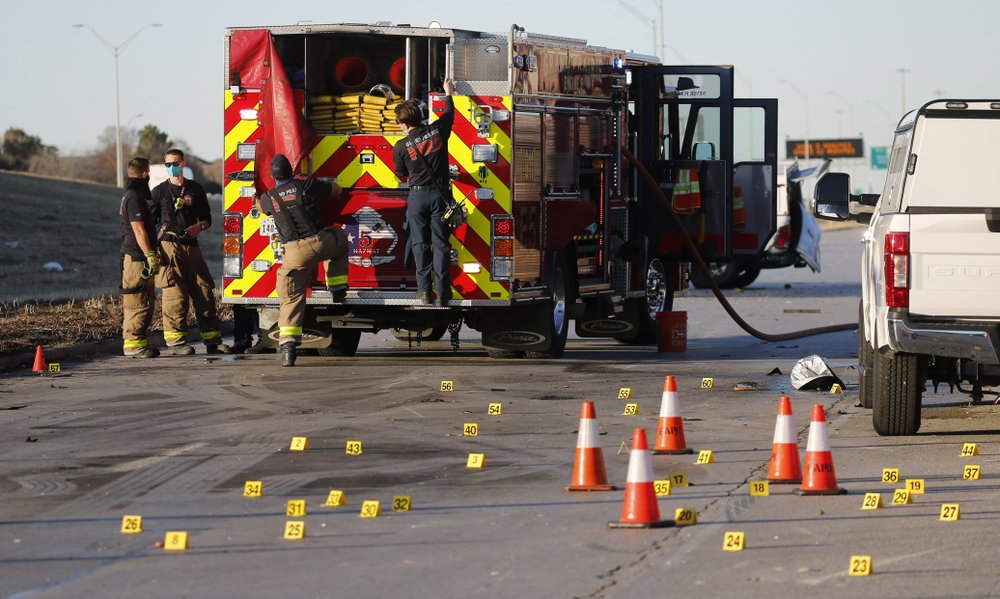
[
  {"left": 317, "top": 329, "right": 362, "bottom": 357},
  {"left": 390, "top": 326, "right": 448, "bottom": 342},
  {"left": 526, "top": 254, "right": 569, "bottom": 359},
  {"left": 617, "top": 257, "right": 673, "bottom": 345}
]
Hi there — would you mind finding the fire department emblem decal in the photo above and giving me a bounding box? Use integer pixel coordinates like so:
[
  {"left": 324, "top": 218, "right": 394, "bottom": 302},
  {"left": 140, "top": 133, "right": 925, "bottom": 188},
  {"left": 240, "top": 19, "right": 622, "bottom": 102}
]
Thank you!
[{"left": 346, "top": 205, "right": 398, "bottom": 267}]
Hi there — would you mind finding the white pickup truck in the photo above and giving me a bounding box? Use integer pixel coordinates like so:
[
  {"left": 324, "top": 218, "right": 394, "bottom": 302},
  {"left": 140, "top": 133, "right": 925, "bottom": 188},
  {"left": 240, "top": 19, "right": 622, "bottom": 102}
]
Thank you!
[{"left": 814, "top": 100, "right": 1000, "bottom": 435}]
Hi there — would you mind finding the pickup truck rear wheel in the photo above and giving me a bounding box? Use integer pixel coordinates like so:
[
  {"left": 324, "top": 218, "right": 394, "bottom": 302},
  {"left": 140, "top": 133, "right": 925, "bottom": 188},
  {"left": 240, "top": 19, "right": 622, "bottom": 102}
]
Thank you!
[
  {"left": 872, "top": 349, "right": 923, "bottom": 435},
  {"left": 858, "top": 302, "right": 874, "bottom": 409}
]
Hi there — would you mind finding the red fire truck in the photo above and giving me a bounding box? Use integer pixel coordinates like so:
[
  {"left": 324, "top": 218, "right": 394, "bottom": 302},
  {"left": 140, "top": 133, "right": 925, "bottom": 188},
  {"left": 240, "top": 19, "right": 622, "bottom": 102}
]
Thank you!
[{"left": 221, "top": 23, "right": 778, "bottom": 358}]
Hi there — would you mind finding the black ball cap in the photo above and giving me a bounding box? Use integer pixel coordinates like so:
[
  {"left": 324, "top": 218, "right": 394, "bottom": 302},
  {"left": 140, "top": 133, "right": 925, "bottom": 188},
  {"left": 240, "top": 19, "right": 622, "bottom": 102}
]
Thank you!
[{"left": 270, "top": 154, "right": 293, "bottom": 181}]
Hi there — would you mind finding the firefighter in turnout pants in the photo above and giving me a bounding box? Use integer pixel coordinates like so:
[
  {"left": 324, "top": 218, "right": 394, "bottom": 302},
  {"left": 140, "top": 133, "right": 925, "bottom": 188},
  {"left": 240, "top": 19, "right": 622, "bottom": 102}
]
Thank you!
[
  {"left": 257, "top": 154, "right": 349, "bottom": 367},
  {"left": 152, "top": 148, "right": 226, "bottom": 354},
  {"left": 119, "top": 157, "right": 160, "bottom": 358}
]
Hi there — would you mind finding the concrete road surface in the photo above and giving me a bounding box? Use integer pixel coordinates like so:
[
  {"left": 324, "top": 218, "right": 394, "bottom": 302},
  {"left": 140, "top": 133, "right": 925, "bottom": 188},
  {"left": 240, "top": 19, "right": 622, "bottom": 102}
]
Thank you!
[{"left": 3, "top": 227, "right": 1000, "bottom": 599}]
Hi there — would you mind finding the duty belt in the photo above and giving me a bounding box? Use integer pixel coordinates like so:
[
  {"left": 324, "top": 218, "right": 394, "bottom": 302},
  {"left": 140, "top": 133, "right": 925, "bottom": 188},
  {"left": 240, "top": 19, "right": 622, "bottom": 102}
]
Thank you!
[{"left": 164, "top": 233, "right": 197, "bottom": 246}]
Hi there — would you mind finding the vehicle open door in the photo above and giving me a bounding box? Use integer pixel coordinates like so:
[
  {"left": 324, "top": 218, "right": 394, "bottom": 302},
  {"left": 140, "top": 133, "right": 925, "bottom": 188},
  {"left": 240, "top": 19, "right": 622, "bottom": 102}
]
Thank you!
[{"left": 732, "top": 98, "right": 778, "bottom": 259}]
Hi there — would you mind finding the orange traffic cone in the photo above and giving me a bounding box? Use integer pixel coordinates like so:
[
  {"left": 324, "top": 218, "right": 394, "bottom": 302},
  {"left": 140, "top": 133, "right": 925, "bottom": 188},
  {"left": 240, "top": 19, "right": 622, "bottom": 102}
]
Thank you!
[
  {"left": 767, "top": 396, "right": 802, "bottom": 484},
  {"left": 652, "top": 375, "right": 693, "bottom": 455},
  {"left": 32, "top": 345, "right": 47, "bottom": 374},
  {"left": 609, "top": 428, "right": 673, "bottom": 529},
  {"left": 795, "top": 405, "right": 846, "bottom": 495},
  {"left": 565, "top": 401, "right": 616, "bottom": 491}
]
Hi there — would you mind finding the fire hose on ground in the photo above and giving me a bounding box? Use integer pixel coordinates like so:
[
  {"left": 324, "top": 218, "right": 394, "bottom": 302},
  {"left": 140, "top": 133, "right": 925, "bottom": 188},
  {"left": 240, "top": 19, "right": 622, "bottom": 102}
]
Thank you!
[{"left": 621, "top": 145, "right": 858, "bottom": 342}]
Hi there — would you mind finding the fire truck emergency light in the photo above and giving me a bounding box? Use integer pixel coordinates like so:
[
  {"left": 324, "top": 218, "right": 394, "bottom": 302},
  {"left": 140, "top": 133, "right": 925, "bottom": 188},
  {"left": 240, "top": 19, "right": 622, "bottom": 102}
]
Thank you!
[{"left": 237, "top": 143, "right": 256, "bottom": 161}]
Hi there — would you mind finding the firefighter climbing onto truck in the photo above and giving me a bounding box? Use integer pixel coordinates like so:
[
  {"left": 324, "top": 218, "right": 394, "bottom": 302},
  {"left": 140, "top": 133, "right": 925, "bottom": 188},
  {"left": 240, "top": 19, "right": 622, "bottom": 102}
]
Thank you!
[
  {"left": 221, "top": 22, "right": 780, "bottom": 360},
  {"left": 256, "top": 154, "right": 349, "bottom": 367}
]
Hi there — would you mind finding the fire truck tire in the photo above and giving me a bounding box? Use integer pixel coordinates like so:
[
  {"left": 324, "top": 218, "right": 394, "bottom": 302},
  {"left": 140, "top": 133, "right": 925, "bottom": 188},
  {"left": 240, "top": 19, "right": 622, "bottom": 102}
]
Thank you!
[
  {"left": 690, "top": 260, "right": 760, "bottom": 289},
  {"left": 485, "top": 348, "right": 526, "bottom": 359},
  {"left": 525, "top": 254, "right": 570, "bottom": 358},
  {"left": 318, "top": 329, "right": 362, "bottom": 357},
  {"left": 617, "top": 257, "right": 674, "bottom": 345},
  {"left": 390, "top": 326, "right": 448, "bottom": 342}
]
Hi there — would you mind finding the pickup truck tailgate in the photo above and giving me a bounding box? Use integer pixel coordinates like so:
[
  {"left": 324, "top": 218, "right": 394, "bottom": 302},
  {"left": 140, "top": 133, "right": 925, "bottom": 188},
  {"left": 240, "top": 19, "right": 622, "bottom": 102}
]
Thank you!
[{"left": 909, "top": 214, "right": 1000, "bottom": 318}]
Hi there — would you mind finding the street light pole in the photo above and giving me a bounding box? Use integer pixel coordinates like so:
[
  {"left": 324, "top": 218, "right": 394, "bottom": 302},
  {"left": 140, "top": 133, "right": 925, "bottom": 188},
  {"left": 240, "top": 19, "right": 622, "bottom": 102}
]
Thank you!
[
  {"left": 780, "top": 79, "right": 810, "bottom": 162},
  {"left": 73, "top": 23, "right": 162, "bottom": 188},
  {"left": 828, "top": 90, "right": 856, "bottom": 135},
  {"left": 897, "top": 67, "right": 911, "bottom": 114}
]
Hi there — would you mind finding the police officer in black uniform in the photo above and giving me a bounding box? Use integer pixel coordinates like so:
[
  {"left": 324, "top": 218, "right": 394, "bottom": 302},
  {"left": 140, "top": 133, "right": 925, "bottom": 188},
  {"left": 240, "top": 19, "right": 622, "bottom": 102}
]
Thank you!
[{"left": 257, "top": 155, "right": 349, "bottom": 366}]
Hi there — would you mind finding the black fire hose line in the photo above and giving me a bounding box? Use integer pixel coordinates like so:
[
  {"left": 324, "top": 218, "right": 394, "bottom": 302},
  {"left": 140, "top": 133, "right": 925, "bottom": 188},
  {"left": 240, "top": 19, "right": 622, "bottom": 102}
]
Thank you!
[{"left": 621, "top": 145, "right": 857, "bottom": 342}]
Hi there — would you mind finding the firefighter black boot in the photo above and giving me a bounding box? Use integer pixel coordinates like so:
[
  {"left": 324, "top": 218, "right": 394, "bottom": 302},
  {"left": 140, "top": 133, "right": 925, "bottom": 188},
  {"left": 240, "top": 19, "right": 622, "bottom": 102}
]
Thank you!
[{"left": 280, "top": 342, "right": 297, "bottom": 367}]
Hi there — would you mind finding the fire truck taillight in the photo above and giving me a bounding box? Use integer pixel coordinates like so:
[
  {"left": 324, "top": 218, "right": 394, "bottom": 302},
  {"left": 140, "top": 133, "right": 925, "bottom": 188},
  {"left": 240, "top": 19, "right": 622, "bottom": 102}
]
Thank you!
[
  {"left": 490, "top": 215, "right": 514, "bottom": 281},
  {"left": 223, "top": 214, "right": 242, "bottom": 235},
  {"left": 222, "top": 212, "right": 244, "bottom": 279},
  {"left": 884, "top": 231, "right": 909, "bottom": 308}
]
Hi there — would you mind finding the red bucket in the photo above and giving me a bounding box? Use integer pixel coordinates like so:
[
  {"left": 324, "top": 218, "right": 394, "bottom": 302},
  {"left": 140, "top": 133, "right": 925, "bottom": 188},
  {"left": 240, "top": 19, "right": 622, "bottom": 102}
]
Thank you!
[{"left": 656, "top": 311, "right": 687, "bottom": 352}]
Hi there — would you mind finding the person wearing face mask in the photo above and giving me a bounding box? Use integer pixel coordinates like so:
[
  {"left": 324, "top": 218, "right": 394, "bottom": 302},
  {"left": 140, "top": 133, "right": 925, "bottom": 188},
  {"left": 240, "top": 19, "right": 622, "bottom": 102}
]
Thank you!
[
  {"left": 256, "top": 154, "right": 349, "bottom": 367},
  {"left": 151, "top": 148, "right": 227, "bottom": 355},
  {"left": 119, "top": 157, "right": 160, "bottom": 358}
]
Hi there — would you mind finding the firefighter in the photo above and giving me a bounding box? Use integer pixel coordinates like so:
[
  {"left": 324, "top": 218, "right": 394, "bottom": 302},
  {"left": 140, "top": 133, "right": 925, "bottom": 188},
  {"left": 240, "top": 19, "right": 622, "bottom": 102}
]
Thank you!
[
  {"left": 152, "top": 148, "right": 227, "bottom": 355},
  {"left": 256, "top": 154, "right": 349, "bottom": 367},
  {"left": 392, "top": 77, "right": 455, "bottom": 307},
  {"left": 118, "top": 157, "right": 160, "bottom": 358}
]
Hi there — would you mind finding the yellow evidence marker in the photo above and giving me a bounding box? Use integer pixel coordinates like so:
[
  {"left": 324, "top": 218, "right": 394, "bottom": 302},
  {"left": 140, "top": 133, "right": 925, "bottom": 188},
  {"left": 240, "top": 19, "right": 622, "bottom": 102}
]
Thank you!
[
  {"left": 466, "top": 453, "right": 486, "bottom": 468},
  {"left": 286, "top": 500, "right": 306, "bottom": 518},
  {"left": 696, "top": 450, "right": 715, "bottom": 464},
  {"left": 671, "top": 472, "right": 689, "bottom": 487},
  {"left": 960, "top": 442, "right": 979, "bottom": 457},
  {"left": 623, "top": 403, "right": 639, "bottom": 416},
  {"left": 722, "top": 531, "right": 745, "bottom": 552},
  {"left": 905, "top": 479, "right": 925, "bottom": 494},
  {"left": 488, "top": 403, "right": 503, "bottom": 415},
  {"left": 243, "top": 480, "right": 263, "bottom": 498},
  {"left": 283, "top": 520, "right": 306, "bottom": 540},
  {"left": 164, "top": 531, "right": 188, "bottom": 551},
  {"left": 617, "top": 387, "right": 632, "bottom": 399},
  {"left": 463, "top": 423, "right": 479, "bottom": 437},
  {"left": 892, "top": 489, "right": 912, "bottom": 505},
  {"left": 323, "top": 490, "right": 346, "bottom": 507},
  {"left": 700, "top": 378, "right": 714, "bottom": 389},
  {"left": 849, "top": 555, "right": 872, "bottom": 576},
  {"left": 940, "top": 503, "right": 961, "bottom": 521},
  {"left": 392, "top": 496, "right": 412, "bottom": 512},
  {"left": 48, "top": 363, "right": 61, "bottom": 373},
  {"left": 440, "top": 380, "right": 454, "bottom": 392},
  {"left": 750, "top": 481, "right": 769, "bottom": 497},
  {"left": 120, "top": 515, "right": 142, "bottom": 534},
  {"left": 675, "top": 508, "right": 697, "bottom": 526},
  {"left": 963, "top": 465, "right": 982, "bottom": 480},
  {"left": 346, "top": 440, "right": 363, "bottom": 455},
  {"left": 360, "top": 500, "right": 381, "bottom": 518},
  {"left": 861, "top": 492, "right": 883, "bottom": 510},
  {"left": 653, "top": 480, "right": 672, "bottom": 496},
  {"left": 289, "top": 436, "right": 308, "bottom": 451},
  {"left": 881, "top": 467, "right": 899, "bottom": 484},
  {"left": 829, "top": 383, "right": 843, "bottom": 394}
]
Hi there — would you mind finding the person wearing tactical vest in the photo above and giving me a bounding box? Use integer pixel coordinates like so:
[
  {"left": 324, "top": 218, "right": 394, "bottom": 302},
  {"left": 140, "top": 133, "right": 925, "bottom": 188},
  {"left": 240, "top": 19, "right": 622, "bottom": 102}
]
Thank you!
[
  {"left": 118, "top": 157, "right": 160, "bottom": 358},
  {"left": 151, "top": 148, "right": 227, "bottom": 355},
  {"left": 257, "top": 154, "right": 349, "bottom": 367},
  {"left": 392, "top": 77, "right": 455, "bottom": 307}
]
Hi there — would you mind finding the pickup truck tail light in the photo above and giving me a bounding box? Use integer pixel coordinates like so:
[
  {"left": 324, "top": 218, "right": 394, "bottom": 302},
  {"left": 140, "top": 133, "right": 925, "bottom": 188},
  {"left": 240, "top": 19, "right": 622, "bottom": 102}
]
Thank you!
[
  {"left": 774, "top": 224, "right": 791, "bottom": 249},
  {"left": 884, "top": 232, "right": 909, "bottom": 308}
]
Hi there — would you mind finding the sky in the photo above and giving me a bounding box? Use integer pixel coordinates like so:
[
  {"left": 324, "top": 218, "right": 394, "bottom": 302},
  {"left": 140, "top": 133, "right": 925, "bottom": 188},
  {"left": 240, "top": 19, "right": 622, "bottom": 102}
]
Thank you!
[{"left": 2, "top": 0, "right": 998, "bottom": 168}]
